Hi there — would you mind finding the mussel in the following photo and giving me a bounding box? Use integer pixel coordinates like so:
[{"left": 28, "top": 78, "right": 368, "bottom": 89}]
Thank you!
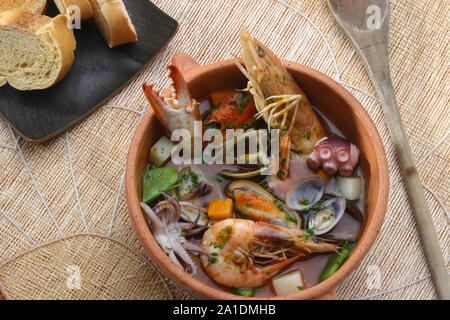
[
  {"left": 219, "top": 167, "right": 262, "bottom": 179},
  {"left": 225, "top": 180, "right": 301, "bottom": 229},
  {"left": 304, "top": 197, "right": 346, "bottom": 235},
  {"left": 285, "top": 175, "right": 327, "bottom": 211}
]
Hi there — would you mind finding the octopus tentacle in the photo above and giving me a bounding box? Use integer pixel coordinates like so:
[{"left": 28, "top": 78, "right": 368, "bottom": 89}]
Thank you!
[
  {"left": 140, "top": 199, "right": 208, "bottom": 276},
  {"left": 306, "top": 135, "right": 360, "bottom": 176}
]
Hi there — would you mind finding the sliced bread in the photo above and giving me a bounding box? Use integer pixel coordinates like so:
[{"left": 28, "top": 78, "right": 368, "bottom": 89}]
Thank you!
[
  {"left": 89, "top": 0, "right": 137, "bottom": 48},
  {"left": 53, "top": 0, "right": 93, "bottom": 20},
  {"left": 0, "top": 10, "right": 76, "bottom": 90},
  {"left": 0, "top": 0, "right": 47, "bottom": 14}
]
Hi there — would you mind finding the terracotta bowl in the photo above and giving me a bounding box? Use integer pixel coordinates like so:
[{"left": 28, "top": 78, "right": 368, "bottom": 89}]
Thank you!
[{"left": 125, "top": 53, "right": 389, "bottom": 300}]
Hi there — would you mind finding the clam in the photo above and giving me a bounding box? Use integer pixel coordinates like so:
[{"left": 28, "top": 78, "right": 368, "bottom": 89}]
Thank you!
[
  {"left": 322, "top": 201, "right": 365, "bottom": 240},
  {"left": 177, "top": 166, "right": 224, "bottom": 225},
  {"left": 324, "top": 175, "right": 342, "bottom": 197},
  {"left": 306, "top": 197, "right": 346, "bottom": 235},
  {"left": 286, "top": 175, "right": 327, "bottom": 211},
  {"left": 180, "top": 204, "right": 209, "bottom": 226}
]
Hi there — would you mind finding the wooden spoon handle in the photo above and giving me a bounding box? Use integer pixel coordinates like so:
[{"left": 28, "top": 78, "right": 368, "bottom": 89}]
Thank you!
[{"left": 366, "top": 53, "right": 450, "bottom": 299}]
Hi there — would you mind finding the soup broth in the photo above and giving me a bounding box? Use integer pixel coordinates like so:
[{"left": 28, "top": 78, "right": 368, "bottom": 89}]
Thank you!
[{"left": 143, "top": 95, "right": 365, "bottom": 297}]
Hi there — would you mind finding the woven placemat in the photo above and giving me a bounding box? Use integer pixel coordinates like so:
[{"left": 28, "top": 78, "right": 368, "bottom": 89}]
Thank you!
[{"left": 0, "top": 0, "right": 448, "bottom": 300}]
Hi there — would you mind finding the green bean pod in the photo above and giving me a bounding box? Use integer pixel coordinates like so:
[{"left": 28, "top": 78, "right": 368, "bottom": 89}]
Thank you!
[
  {"left": 232, "top": 288, "right": 255, "bottom": 297},
  {"left": 319, "top": 241, "right": 356, "bottom": 282}
]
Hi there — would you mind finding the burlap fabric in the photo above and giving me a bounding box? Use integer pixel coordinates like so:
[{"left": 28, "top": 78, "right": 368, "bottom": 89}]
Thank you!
[{"left": 0, "top": 0, "right": 448, "bottom": 300}]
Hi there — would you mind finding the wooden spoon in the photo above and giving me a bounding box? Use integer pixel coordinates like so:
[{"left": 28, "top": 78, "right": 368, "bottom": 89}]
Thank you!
[{"left": 327, "top": 0, "right": 449, "bottom": 299}]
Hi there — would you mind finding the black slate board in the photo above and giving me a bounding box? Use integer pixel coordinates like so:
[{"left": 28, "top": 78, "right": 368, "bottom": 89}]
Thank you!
[{"left": 0, "top": 1, "right": 178, "bottom": 142}]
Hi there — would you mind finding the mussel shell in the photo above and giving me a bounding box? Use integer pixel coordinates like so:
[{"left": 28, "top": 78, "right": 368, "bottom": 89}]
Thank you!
[
  {"left": 306, "top": 197, "right": 346, "bottom": 235},
  {"left": 219, "top": 168, "right": 262, "bottom": 179},
  {"left": 286, "top": 175, "right": 327, "bottom": 211},
  {"left": 226, "top": 180, "right": 300, "bottom": 228},
  {"left": 225, "top": 180, "right": 273, "bottom": 199}
]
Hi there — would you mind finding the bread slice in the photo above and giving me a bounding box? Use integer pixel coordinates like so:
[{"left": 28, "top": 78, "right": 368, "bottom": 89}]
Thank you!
[
  {"left": 0, "top": 0, "right": 47, "bottom": 14},
  {"left": 0, "top": 10, "right": 76, "bottom": 90},
  {"left": 89, "top": 0, "right": 137, "bottom": 48},
  {"left": 53, "top": 0, "right": 93, "bottom": 20}
]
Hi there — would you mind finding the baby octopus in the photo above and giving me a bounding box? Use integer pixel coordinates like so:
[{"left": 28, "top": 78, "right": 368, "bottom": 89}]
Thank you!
[
  {"left": 306, "top": 135, "right": 360, "bottom": 176},
  {"left": 140, "top": 194, "right": 209, "bottom": 276}
]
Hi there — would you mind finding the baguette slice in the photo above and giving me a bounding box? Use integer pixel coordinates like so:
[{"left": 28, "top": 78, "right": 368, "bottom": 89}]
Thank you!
[
  {"left": 53, "top": 0, "right": 93, "bottom": 20},
  {"left": 0, "top": 10, "right": 76, "bottom": 90},
  {"left": 89, "top": 0, "right": 137, "bottom": 48},
  {"left": 0, "top": 0, "right": 47, "bottom": 14}
]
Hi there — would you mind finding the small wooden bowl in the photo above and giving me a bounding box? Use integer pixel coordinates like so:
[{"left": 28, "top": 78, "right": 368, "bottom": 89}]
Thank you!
[{"left": 125, "top": 53, "right": 389, "bottom": 299}]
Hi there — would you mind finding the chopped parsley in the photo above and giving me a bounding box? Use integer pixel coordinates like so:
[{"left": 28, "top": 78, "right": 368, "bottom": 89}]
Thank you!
[
  {"left": 298, "top": 199, "right": 309, "bottom": 206},
  {"left": 213, "top": 243, "right": 225, "bottom": 249},
  {"left": 175, "top": 194, "right": 184, "bottom": 201},
  {"left": 210, "top": 256, "right": 218, "bottom": 264},
  {"left": 277, "top": 169, "right": 286, "bottom": 178},
  {"left": 302, "top": 202, "right": 327, "bottom": 213},
  {"left": 237, "top": 99, "right": 249, "bottom": 114},
  {"left": 274, "top": 201, "right": 284, "bottom": 211},
  {"left": 303, "top": 132, "right": 311, "bottom": 140},
  {"left": 285, "top": 213, "right": 298, "bottom": 223},
  {"left": 218, "top": 226, "right": 233, "bottom": 245}
]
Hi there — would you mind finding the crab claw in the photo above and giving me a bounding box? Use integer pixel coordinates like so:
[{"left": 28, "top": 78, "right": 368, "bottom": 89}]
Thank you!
[{"left": 142, "top": 65, "right": 201, "bottom": 136}]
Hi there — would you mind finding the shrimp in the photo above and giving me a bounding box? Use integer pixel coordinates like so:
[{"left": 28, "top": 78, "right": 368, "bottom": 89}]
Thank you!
[
  {"left": 239, "top": 29, "right": 326, "bottom": 179},
  {"left": 200, "top": 219, "right": 337, "bottom": 288},
  {"left": 142, "top": 65, "right": 202, "bottom": 137}
]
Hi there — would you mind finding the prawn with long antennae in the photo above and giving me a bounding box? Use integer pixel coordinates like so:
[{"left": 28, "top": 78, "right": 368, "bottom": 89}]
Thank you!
[
  {"left": 238, "top": 29, "right": 326, "bottom": 180},
  {"left": 200, "top": 219, "right": 337, "bottom": 288}
]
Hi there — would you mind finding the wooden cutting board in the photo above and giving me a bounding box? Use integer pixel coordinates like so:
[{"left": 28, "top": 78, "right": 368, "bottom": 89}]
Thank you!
[{"left": 0, "top": 1, "right": 178, "bottom": 143}]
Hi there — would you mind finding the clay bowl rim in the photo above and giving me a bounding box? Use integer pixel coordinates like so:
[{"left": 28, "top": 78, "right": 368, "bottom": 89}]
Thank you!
[{"left": 125, "top": 57, "right": 389, "bottom": 300}]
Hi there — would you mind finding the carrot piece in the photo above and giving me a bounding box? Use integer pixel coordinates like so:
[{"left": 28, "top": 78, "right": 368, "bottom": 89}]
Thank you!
[
  {"left": 316, "top": 169, "right": 331, "bottom": 182},
  {"left": 208, "top": 199, "right": 233, "bottom": 220},
  {"left": 210, "top": 89, "right": 237, "bottom": 109}
]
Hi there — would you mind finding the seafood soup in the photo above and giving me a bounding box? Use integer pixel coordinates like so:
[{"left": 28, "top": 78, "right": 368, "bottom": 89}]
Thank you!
[{"left": 139, "top": 30, "right": 366, "bottom": 297}]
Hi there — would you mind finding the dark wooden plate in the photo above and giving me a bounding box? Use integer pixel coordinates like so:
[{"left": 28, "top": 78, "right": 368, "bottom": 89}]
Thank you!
[{"left": 0, "top": 1, "right": 178, "bottom": 143}]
